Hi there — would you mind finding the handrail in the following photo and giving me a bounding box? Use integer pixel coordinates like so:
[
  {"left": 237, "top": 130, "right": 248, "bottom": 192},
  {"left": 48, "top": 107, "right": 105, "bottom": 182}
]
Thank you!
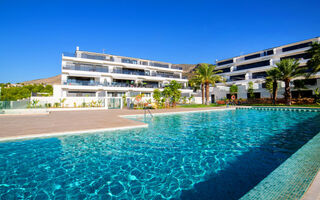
[{"left": 144, "top": 108, "right": 153, "bottom": 119}]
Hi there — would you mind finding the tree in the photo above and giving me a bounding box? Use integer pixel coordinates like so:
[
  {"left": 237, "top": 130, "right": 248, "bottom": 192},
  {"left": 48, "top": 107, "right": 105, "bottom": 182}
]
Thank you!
[
  {"left": 166, "top": 80, "right": 182, "bottom": 107},
  {"left": 192, "top": 63, "right": 223, "bottom": 105},
  {"left": 293, "top": 80, "right": 307, "bottom": 99},
  {"left": 230, "top": 84, "right": 238, "bottom": 96},
  {"left": 266, "top": 67, "right": 280, "bottom": 105},
  {"left": 265, "top": 78, "right": 274, "bottom": 98},
  {"left": 306, "top": 42, "right": 320, "bottom": 76},
  {"left": 248, "top": 81, "right": 254, "bottom": 99},
  {"left": 275, "top": 59, "right": 306, "bottom": 105},
  {"left": 0, "top": 83, "right": 54, "bottom": 101},
  {"left": 153, "top": 89, "right": 161, "bottom": 105},
  {"left": 189, "top": 74, "right": 204, "bottom": 104}
]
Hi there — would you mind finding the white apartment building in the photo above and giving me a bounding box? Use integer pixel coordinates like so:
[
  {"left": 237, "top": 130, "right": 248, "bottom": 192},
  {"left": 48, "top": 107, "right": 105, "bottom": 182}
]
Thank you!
[
  {"left": 48, "top": 47, "right": 192, "bottom": 108},
  {"left": 207, "top": 37, "right": 320, "bottom": 102}
]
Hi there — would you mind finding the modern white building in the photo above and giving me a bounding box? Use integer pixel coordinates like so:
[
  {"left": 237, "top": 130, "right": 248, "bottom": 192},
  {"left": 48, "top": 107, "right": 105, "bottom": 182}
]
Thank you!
[
  {"left": 208, "top": 37, "right": 320, "bottom": 102},
  {"left": 46, "top": 47, "right": 192, "bottom": 108}
]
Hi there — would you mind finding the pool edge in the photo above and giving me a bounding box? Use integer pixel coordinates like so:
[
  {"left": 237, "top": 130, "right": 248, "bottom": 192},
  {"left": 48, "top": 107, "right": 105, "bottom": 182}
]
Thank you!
[{"left": 0, "top": 124, "right": 148, "bottom": 142}]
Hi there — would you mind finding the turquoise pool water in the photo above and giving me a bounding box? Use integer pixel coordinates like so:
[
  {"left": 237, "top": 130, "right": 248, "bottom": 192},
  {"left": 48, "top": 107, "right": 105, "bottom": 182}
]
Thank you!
[{"left": 1, "top": 109, "right": 320, "bottom": 199}]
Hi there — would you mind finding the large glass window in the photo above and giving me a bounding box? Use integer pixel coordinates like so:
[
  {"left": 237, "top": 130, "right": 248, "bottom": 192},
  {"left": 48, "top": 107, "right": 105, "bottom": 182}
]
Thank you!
[
  {"left": 81, "top": 53, "right": 106, "bottom": 60},
  {"left": 245, "top": 53, "right": 260, "bottom": 60},
  {"left": 63, "top": 62, "right": 108, "bottom": 73},
  {"left": 236, "top": 60, "right": 270, "bottom": 71},
  {"left": 229, "top": 74, "right": 246, "bottom": 81},
  {"left": 150, "top": 62, "right": 169, "bottom": 68},
  {"left": 263, "top": 50, "right": 274, "bottom": 56},
  {"left": 280, "top": 53, "right": 311, "bottom": 61},
  {"left": 217, "top": 59, "right": 233, "bottom": 66},
  {"left": 216, "top": 68, "right": 230, "bottom": 74},
  {"left": 282, "top": 42, "right": 312, "bottom": 52},
  {"left": 252, "top": 71, "right": 268, "bottom": 79},
  {"left": 121, "top": 58, "right": 138, "bottom": 64}
]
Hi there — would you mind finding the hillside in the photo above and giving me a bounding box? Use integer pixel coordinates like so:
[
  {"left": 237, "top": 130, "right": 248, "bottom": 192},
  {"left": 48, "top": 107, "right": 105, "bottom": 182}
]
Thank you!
[
  {"left": 172, "top": 64, "right": 197, "bottom": 72},
  {"left": 21, "top": 64, "right": 197, "bottom": 85},
  {"left": 21, "top": 75, "right": 61, "bottom": 85}
]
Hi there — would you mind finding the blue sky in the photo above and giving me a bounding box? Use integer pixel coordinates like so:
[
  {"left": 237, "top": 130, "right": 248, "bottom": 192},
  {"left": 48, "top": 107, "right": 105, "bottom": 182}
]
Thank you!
[{"left": 0, "top": 0, "right": 320, "bottom": 83}]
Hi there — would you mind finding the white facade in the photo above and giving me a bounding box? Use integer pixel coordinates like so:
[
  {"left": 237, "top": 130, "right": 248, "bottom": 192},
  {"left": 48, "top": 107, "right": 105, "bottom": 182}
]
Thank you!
[
  {"left": 209, "top": 37, "right": 320, "bottom": 102},
  {"left": 52, "top": 47, "right": 192, "bottom": 103}
]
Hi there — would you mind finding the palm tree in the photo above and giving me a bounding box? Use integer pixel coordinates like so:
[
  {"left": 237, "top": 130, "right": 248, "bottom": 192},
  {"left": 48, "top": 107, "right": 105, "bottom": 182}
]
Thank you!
[
  {"left": 306, "top": 42, "right": 320, "bottom": 76},
  {"left": 266, "top": 67, "right": 280, "bottom": 105},
  {"left": 194, "top": 64, "right": 223, "bottom": 105},
  {"left": 275, "top": 59, "right": 306, "bottom": 105},
  {"left": 189, "top": 74, "right": 204, "bottom": 104}
]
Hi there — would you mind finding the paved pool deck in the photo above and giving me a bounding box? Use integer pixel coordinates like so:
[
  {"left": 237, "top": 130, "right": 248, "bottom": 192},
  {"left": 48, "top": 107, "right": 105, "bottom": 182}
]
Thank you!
[{"left": 0, "top": 107, "right": 230, "bottom": 141}]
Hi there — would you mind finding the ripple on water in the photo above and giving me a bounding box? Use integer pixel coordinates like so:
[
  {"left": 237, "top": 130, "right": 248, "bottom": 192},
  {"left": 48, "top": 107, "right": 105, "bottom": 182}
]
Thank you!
[{"left": 0, "top": 110, "right": 320, "bottom": 199}]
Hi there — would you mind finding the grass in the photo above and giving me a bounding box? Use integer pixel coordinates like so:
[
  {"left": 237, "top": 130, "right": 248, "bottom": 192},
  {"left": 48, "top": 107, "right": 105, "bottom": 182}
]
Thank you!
[{"left": 177, "top": 104, "right": 226, "bottom": 108}]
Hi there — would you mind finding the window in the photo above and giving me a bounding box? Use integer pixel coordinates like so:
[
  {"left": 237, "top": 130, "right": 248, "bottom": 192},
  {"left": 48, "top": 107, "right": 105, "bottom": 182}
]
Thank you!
[
  {"left": 216, "top": 68, "right": 230, "bottom": 74},
  {"left": 291, "top": 90, "right": 313, "bottom": 98},
  {"left": 247, "top": 92, "right": 261, "bottom": 99},
  {"left": 252, "top": 71, "right": 267, "bottom": 79},
  {"left": 236, "top": 60, "right": 270, "bottom": 71},
  {"left": 293, "top": 78, "right": 317, "bottom": 86},
  {"left": 217, "top": 59, "right": 233, "bottom": 66},
  {"left": 121, "top": 58, "right": 138, "bottom": 64},
  {"left": 244, "top": 53, "right": 260, "bottom": 60},
  {"left": 263, "top": 50, "right": 274, "bottom": 56},
  {"left": 150, "top": 62, "right": 169, "bottom": 68},
  {"left": 282, "top": 42, "right": 312, "bottom": 52},
  {"left": 229, "top": 74, "right": 246, "bottom": 81},
  {"left": 81, "top": 53, "right": 105, "bottom": 60},
  {"left": 280, "top": 53, "right": 312, "bottom": 61}
]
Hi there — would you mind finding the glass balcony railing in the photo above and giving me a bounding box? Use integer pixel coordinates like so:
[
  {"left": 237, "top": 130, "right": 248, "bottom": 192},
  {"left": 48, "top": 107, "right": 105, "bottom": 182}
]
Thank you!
[
  {"left": 171, "top": 65, "right": 183, "bottom": 70},
  {"left": 111, "top": 69, "right": 146, "bottom": 76},
  {"left": 63, "top": 65, "right": 109, "bottom": 73},
  {"left": 64, "top": 80, "right": 100, "bottom": 86},
  {"left": 63, "top": 64, "right": 184, "bottom": 79},
  {"left": 62, "top": 52, "right": 178, "bottom": 70}
]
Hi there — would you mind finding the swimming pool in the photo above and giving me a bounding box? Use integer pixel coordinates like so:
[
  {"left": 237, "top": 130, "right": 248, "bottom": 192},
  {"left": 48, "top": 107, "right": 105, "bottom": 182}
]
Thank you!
[{"left": 0, "top": 109, "right": 320, "bottom": 199}]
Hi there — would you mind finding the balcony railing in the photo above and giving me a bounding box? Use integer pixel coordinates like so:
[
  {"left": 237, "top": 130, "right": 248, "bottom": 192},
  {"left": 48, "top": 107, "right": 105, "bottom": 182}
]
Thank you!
[
  {"left": 171, "top": 65, "right": 183, "bottom": 70},
  {"left": 63, "top": 65, "right": 184, "bottom": 79},
  {"left": 62, "top": 52, "right": 179, "bottom": 70},
  {"left": 64, "top": 81, "right": 100, "bottom": 86},
  {"left": 111, "top": 69, "right": 146, "bottom": 76},
  {"left": 63, "top": 65, "right": 109, "bottom": 73}
]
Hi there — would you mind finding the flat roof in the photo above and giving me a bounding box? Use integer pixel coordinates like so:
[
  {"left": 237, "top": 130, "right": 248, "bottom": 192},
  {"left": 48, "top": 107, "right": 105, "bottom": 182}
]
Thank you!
[
  {"left": 76, "top": 50, "right": 172, "bottom": 65},
  {"left": 216, "top": 36, "right": 319, "bottom": 64}
]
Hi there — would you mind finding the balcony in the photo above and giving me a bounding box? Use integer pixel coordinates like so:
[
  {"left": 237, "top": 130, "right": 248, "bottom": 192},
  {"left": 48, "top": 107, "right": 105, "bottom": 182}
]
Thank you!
[
  {"left": 111, "top": 69, "right": 146, "bottom": 76},
  {"left": 235, "top": 60, "right": 270, "bottom": 71},
  {"left": 62, "top": 52, "right": 179, "bottom": 70},
  {"left": 63, "top": 64, "right": 108, "bottom": 73},
  {"left": 171, "top": 65, "right": 183, "bottom": 70},
  {"left": 64, "top": 64, "right": 184, "bottom": 80},
  {"left": 64, "top": 80, "right": 100, "bottom": 86}
]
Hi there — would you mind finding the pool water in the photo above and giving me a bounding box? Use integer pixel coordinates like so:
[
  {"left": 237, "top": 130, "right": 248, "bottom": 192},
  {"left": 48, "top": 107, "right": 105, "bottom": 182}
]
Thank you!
[{"left": 1, "top": 109, "right": 320, "bottom": 199}]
